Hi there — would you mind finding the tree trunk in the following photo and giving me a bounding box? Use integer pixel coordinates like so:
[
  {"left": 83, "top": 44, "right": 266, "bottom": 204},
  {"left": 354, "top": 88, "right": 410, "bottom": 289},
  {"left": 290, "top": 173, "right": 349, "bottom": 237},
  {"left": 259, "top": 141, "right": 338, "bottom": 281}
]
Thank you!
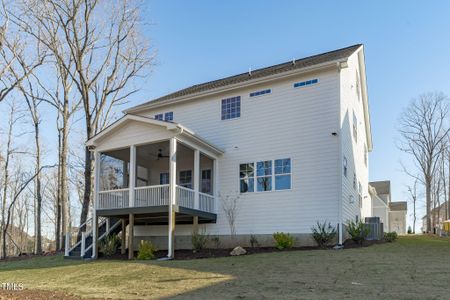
[
  {"left": 55, "top": 126, "right": 62, "bottom": 250},
  {"left": 426, "top": 176, "right": 432, "bottom": 233},
  {"left": 60, "top": 104, "right": 70, "bottom": 243},
  {"left": 79, "top": 140, "right": 93, "bottom": 240},
  {"left": 33, "top": 122, "right": 42, "bottom": 254}
]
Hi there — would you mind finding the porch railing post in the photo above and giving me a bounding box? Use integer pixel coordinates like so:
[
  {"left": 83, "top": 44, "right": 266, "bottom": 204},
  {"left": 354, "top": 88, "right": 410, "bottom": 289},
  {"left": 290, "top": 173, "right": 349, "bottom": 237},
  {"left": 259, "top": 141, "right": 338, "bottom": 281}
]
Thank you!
[
  {"left": 194, "top": 149, "right": 200, "bottom": 210},
  {"left": 168, "top": 138, "right": 177, "bottom": 258},
  {"left": 64, "top": 232, "right": 71, "bottom": 256},
  {"left": 129, "top": 145, "right": 136, "bottom": 207},
  {"left": 81, "top": 232, "right": 86, "bottom": 258},
  {"left": 213, "top": 158, "right": 219, "bottom": 213}
]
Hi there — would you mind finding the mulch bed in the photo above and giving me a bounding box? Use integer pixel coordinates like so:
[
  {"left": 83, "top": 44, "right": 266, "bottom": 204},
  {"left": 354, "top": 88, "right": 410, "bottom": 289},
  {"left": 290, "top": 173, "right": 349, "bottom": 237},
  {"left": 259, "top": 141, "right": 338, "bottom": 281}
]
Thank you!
[{"left": 98, "top": 239, "right": 386, "bottom": 261}]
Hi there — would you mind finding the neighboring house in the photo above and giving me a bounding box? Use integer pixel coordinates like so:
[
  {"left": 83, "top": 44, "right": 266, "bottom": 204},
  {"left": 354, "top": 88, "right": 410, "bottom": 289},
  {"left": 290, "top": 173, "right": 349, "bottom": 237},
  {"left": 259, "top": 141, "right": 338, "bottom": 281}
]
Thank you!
[
  {"left": 422, "top": 201, "right": 449, "bottom": 233},
  {"left": 66, "top": 44, "right": 374, "bottom": 259},
  {"left": 368, "top": 180, "right": 407, "bottom": 234}
]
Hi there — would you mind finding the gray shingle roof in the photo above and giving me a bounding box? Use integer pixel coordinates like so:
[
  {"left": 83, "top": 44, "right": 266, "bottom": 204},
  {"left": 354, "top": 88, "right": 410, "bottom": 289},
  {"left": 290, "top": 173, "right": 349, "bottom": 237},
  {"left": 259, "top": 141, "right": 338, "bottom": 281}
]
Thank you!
[
  {"left": 370, "top": 181, "right": 391, "bottom": 196},
  {"left": 128, "top": 44, "right": 362, "bottom": 112},
  {"left": 389, "top": 202, "right": 407, "bottom": 211}
]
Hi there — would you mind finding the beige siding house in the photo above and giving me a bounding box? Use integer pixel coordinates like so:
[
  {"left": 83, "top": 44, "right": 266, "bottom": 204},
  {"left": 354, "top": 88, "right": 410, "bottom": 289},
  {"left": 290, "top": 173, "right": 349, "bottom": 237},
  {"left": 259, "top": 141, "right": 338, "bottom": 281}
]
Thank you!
[{"left": 65, "top": 44, "right": 375, "bottom": 259}]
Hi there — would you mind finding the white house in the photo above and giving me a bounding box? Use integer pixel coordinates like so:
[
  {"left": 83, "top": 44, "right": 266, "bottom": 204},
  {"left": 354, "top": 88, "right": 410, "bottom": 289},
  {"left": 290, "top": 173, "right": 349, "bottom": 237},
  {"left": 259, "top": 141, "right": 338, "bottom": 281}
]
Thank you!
[
  {"left": 368, "top": 180, "right": 408, "bottom": 234},
  {"left": 65, "top": 44, "right": 374, "bottom": 259}
]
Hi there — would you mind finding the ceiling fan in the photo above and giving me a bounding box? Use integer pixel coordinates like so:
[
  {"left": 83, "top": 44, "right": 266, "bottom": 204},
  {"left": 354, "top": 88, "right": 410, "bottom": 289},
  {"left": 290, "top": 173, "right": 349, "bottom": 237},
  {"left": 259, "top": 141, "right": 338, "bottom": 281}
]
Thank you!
[{"left": 156, "top": 149, "right": 169, "bottom": 160}]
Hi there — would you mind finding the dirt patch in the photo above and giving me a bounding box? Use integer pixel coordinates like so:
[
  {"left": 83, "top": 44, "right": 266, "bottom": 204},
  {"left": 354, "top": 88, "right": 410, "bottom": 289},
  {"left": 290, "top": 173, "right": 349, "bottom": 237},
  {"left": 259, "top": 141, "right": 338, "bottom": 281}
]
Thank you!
[{"left": 0, "top": 288, "right": 99, "bottom": 300}]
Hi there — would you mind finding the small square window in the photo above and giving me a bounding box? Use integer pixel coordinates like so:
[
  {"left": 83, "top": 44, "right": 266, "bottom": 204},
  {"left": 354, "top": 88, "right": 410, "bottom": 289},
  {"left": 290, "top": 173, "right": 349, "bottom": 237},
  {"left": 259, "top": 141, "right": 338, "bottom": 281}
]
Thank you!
[
  {"left": 221, "top": 96, "right": 241, "bottom": 120},
  {"left": 155, "top": 114, "right": 163, "bottom": 121},
  {"left": 164, "top": 112, "right": 173, "bottom": 121}
]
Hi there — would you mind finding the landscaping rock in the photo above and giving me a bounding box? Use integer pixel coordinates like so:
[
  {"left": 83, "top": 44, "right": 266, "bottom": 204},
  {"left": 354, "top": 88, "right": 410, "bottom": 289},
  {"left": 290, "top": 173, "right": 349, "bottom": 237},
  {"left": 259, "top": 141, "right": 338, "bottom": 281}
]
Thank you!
[{"left": 230, "top": 246, "right": 247, "bottom": 256}]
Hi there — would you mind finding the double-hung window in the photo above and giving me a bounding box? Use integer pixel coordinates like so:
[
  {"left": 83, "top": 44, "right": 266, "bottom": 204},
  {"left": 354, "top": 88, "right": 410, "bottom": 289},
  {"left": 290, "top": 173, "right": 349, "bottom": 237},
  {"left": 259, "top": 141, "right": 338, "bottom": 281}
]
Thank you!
[
  {"left": 221, "top": 96, "right": 241, "bottom": 120},
  {"left": 179, "top": 170, "right": 192, "bottom": 189},
  {"left": 256, "top": 161, "right": 272, "bottom": 192},
  {"left": 240, "top": 163, "right": 255, "bottom": 193},
  {"left": 201, "top": 169, "right": 212, "bottom": 194},
  {"left": 274, "top": 158, "right": 291, "bottom": 190},
  {"left": 160, "top": 172, "right": 169, "bottom": 185}
]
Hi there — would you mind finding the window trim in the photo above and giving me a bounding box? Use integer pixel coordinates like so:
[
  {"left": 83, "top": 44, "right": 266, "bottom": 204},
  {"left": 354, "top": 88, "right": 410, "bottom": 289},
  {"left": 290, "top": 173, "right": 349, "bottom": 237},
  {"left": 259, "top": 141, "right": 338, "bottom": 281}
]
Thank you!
[
  {"left": 221, "top": 96, "right": 241, "bottom": 121},
  {"left": 239, "top": 158, "right": 293, "bottom": 194}
]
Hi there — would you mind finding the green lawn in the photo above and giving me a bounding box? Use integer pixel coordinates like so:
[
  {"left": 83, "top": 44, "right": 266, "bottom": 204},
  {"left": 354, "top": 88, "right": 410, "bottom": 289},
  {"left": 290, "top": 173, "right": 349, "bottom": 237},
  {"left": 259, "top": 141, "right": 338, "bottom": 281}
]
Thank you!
[{"left": 0, "top": 235, "right": 449, "bottom": 299}]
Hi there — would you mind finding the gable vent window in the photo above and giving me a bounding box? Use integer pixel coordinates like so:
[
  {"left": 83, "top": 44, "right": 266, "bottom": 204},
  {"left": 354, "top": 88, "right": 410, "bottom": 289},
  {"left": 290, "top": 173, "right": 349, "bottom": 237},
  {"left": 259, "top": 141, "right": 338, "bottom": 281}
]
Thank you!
[
  {"left": 221, "top": 96, "right": 241, "bottom": 120},
  {"left": 250, "top": 89, "right": 271, "bottom": 97},
  {"left": 294, "top": 78, "right": 318, "bottom": 88},
  {"left": 155, "top": 114, "right": 163, "bottom": 121}
]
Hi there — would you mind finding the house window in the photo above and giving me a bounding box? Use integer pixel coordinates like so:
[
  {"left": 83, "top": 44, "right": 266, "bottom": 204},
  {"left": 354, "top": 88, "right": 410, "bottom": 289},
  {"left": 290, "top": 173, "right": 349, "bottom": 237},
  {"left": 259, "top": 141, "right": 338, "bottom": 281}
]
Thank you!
[
  {"left": 164, "top": 112, "right": 173, "bottom": 121},
  {"left": 343, "top": 157, "right": 348, "bottom": 178},
  {"left": 256, "top": 160, "right": 272, "bottom": 192},
  {"left": 353, "top": 111, "right": 358, "bottom": 142},
  {"left": 250, "top": 89, "right": 271, "bottom": 97},
  {"left": 221, "top": 96, "right": 241, "bottom": 120},
  {"left": 155, "top": 114, "right": 163, "bottom": 121},
  {"left": 240, "top": 163, "right": 254, "bottom": 193},
  {"left": 353, "top": 173, "right": 356, "bottom": 190},
  {"left": 293, "top": 78, "right": 318, "bottom": 88},
  {"left": 274, "top": 158, "right": 291, "bottom": 190},
  {"left": 201, "top": 169, "right": 212, "bottom": 194},
  {"left": 160, "top": 172, "right": 169, "bottom": 185},
  {"left": 179, "top": 170, "right": 192, "bottom": 189},
  {"left": 358, "top": 182, "right": 363, "bottom": 208}
]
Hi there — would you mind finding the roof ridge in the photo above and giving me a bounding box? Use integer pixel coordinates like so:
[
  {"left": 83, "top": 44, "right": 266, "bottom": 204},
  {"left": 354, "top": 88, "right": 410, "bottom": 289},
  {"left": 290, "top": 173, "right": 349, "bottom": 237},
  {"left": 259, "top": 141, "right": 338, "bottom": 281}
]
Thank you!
[{"left": 127, "top": 44, "right": 362, "bottom": 112}]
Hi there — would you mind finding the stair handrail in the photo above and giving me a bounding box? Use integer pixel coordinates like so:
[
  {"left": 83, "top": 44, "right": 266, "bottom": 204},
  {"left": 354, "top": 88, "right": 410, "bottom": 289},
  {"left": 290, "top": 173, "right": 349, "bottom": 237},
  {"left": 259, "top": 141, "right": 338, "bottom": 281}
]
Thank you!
[
  {"left": 66, "top": 216, "right": 107, "bottom": 255},
  {"left": 83, "top": 218, "right": 122, "bottom": 256}
]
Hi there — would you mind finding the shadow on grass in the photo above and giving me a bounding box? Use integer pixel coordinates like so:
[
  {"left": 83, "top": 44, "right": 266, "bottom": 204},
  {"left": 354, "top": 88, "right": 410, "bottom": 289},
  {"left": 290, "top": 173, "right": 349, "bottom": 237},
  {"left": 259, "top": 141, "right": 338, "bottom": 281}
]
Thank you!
[{"left": 0, "top": 255, "right": 86, "bottom": 272}]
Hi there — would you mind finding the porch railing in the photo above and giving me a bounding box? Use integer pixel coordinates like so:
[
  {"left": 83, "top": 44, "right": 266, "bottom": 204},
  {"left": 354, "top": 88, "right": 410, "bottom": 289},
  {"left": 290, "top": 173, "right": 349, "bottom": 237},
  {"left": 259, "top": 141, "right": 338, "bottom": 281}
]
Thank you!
[
  {"left": 199, "top": 192, "right": 215, "bottom": 213},
  {"left": 135, "top": 184, "right": 169, "bottom": 207},
  {"left": 98, "top": 188, "right": 129, "bottom": 209},
  {"left": 97, "top": 184, "right": 214, "bottom": 213},
  {"left": 176, "top": 185, "right": 195, "bottom": 209}
]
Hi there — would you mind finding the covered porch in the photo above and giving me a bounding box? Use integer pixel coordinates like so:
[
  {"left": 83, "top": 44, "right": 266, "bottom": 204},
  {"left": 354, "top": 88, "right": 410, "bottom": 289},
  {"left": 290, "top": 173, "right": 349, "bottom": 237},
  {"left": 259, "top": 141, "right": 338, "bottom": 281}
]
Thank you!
[{"left": 86, "top": 115, "right": 223, "bottom": 259}]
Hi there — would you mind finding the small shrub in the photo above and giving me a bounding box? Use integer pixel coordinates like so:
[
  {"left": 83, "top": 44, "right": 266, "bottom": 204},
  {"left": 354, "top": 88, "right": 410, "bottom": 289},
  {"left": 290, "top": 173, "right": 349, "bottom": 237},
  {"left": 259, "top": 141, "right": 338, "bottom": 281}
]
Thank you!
[
  {"left": 384, "top": 232, "right": 398, "bottom": 243},
  {"left": 211, "top": 236, "right": 221, "bottom": 249},
  {"left": 192, "top": 230, "right": 209, "bottom": 252},
  {"left": 407, "top": 226, "right": 412, "bottom": 234},
  {"left": 311, "top": 221, "right": 336, "bottom": 248},
  {"left": 273, "top": 232, "right": 294, "bottom": 250},
  {"left": 347, "top": 220, "right": 370, "bottom": 246},
  {"left": 249, "top": 234, "right": 259, "bottom": 248},
  {"left": 99, "top": 234, "right": 120, "bottom": 257},
  {"left": 137, "top": 240, "right": 158, "bottom": 260}
]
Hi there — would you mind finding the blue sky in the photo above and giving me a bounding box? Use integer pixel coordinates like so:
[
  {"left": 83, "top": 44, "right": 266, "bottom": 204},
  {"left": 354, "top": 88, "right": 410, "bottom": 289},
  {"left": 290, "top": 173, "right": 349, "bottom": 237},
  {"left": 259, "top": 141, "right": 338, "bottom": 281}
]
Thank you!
[{"left": 126, "top": 1, "right": 450, "bottom": 231}]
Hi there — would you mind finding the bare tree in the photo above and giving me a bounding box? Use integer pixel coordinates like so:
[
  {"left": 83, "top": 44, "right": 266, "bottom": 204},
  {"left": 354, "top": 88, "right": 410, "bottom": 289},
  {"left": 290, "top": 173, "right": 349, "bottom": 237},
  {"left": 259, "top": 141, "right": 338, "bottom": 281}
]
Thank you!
[
  {"left": 8, "top": 0, "right": 155, "bottom": 239},
  {"left": 398, "top": 92, "right": 450, "bottom": 232},
  {"left": 219, "top": 193, "right": 240, "bottom": 244},
  {"left": 406, "top": 179, "right": 418, "bottom": 234}
]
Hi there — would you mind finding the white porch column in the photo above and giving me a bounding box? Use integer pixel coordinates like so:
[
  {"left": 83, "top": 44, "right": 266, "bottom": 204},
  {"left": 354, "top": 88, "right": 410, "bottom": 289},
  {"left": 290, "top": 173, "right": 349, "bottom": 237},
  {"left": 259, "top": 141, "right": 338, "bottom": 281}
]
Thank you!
[
  {"left": 92, "top": 151, "right": 100, "bottom": 259},
  {"left": 129, "top": 145, "right": 136, "bottom": 207},
  {"left": 168, "top": 138, "right": 177, "bottom": 258},
  {"left": 194, "top": 149, "right": 200, "bottom": 210},
  {"left": 213, "top": 158, "right": 219, "bottom": 213}
]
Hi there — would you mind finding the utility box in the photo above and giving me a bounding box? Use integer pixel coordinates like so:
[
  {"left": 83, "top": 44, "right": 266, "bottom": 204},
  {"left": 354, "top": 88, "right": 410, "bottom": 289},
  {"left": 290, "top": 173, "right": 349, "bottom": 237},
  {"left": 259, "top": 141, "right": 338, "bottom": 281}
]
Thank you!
[{"left": 365, "top": 217, "right": 384, "bottom": 240}]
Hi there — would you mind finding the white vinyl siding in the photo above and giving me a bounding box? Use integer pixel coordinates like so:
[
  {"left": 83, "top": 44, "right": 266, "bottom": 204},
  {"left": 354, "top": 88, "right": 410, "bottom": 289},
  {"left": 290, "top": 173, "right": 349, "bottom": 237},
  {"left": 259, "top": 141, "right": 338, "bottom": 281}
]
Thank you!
[{"left": 131, "top": 68, "right": 342, "bottom": 235}]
